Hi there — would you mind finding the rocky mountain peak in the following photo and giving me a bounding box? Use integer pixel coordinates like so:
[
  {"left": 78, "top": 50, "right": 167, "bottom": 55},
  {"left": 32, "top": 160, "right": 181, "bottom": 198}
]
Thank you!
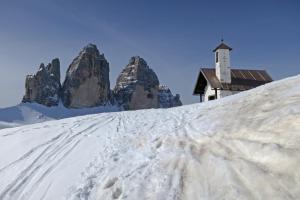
[
  {"left": 21, "top": 44, "right": 182, "bottom": 110},
  {"left": 116, "top": 56, "right": 159, "bottom": 90},
  {"left": 39, "top": 63, "right": 45, "bottom": 70},
  {"left": 128, "top": 56, "right": 147, "bottom": 66},
  {"left": 62, "top": 44, "right": 110, "bottom": 108},
  {"left": 22, "top": 58, "right": 61, "bottom": 107},
  {"left": 114, "top": 56, "right": 160, "bottom": 110},
  {"left": 158, "top": 85, "right": 182, "bottom": 108},
  {"left": 81, "top": 43, "right": 101, "bottom": 56},
  {"left": 47, "top": 58, "right": 60, "bottom": 81}
]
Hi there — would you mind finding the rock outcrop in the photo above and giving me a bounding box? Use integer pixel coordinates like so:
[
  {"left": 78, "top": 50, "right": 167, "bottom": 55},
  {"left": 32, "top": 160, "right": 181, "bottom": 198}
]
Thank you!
[
  {"left": 22, "top": 58, "right": 61, "bottom": 107},
  {"left": 62, "top": 44, "right": 111, "bottom": 108},
  {"left": 21, "top": 45, "right": 183, "bottom": 110},
  {"left": 158, "top": 85, "right": 182, "bottom": 108},
  {"left": 114, "top": 56, "right": 160, "bottom": 110}
]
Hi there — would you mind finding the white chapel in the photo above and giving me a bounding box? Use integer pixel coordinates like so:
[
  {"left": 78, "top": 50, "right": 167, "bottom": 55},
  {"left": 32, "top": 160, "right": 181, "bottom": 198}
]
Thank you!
[{"left": 193, "top": 40, "right": 273, "bottom": 102}]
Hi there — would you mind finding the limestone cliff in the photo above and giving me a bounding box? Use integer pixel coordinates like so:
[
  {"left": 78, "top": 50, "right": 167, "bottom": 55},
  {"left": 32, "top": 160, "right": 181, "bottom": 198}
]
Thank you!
[
  {"left": 114, "top": 56, "right": 159, "bottom": 110},
  {"left": 62, "top": 44, "right": 111, "bottom": 108},
  {"left": 22, "top": 58, "right": 61, "bottom": 107}
]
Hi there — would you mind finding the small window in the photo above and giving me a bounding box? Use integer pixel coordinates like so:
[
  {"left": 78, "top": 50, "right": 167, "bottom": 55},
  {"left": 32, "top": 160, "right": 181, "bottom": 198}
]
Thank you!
[
  {"left": 216, "top": 52, "right": 219, "bottom": 63},
  {"left": 208, "top": 95, "right": 216, "bottom": 101}
]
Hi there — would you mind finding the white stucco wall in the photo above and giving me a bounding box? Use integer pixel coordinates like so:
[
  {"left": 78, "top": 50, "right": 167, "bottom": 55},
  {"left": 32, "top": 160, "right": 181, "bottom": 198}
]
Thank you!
[
  {"left": 204, "top": 84, "right": 216, "bottom": 101},
  {"left": 215, "top": 49, "right": 231, "bottom": 83},
  {"left": 204, "top": 84, "right": 240, "bottom": 101}
]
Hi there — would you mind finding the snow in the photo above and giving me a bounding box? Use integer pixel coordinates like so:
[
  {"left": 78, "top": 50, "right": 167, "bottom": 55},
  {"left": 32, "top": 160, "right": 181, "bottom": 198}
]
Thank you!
[
  {"left": 0, "top": 75, "right": 300, "bottom": 200},
  {"left": 0, "top": 103, "right": 119, "bottom": 129}
]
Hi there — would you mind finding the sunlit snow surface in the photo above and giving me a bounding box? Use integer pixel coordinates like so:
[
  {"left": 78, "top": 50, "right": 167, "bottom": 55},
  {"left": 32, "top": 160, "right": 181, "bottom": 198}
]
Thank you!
[
  {"left": 0, "top": 75, "right": 300, "bottom": 200},
  {"left": 0, "top": 103, "right": 119, "bottom": 129}
]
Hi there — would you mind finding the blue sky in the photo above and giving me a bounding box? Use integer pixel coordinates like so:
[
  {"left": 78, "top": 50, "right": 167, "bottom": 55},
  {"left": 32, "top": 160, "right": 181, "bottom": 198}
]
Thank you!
[{"left": 0, "top": 0, "right": 299, "bottom": 107}]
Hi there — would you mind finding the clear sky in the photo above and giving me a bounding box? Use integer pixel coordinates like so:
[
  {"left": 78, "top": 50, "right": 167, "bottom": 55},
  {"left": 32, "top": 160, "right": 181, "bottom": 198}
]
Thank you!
[{"left": 0, "top": 0, "right": 299, "bottom": 107}]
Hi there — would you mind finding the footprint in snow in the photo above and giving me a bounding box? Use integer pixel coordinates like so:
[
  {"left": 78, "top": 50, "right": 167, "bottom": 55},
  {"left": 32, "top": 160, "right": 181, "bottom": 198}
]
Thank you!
[
  {"left": 112, "top": 187, "right": 122, "bottom": 199},
  {"left": 156, "top": 140, "right": 163, "bottom": 149},
  {"left": 111, "top": 153, "right": 119, "bottom": 162},
  {"left": 103, "top": 177, "right": 118, "bottom": 189}
]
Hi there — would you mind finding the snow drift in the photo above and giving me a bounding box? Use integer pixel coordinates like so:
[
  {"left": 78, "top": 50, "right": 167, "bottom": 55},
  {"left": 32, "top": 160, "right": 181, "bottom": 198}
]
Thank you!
[
  {"left": 0, "top": 75, "right": 300, "bottom": 200},
  {"left": 0, "top": 103, "right": 119, "bottom": 129}
]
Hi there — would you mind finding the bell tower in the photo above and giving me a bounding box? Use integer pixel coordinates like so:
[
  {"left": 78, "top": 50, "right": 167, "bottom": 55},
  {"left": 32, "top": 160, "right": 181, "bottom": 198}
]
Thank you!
[{"left": 213, "top": 39, "right": 232, "bottom": 83}]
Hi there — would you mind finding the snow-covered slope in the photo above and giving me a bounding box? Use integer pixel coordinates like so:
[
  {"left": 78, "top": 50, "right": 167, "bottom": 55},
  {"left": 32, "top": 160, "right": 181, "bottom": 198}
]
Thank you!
[
  {"left": 0, "top": 75, "right": 300, "bottom": 200},
  {"left": 0, "top": 103, "right": 119, "bottom": 129}
]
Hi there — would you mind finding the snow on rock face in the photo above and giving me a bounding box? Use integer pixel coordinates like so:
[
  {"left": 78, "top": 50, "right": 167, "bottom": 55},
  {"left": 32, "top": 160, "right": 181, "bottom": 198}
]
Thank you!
[
  {"left": 62, "top": 44, "right": 111, "bottom": 108},
  {"left": 22, "top": 58, "right": 61, "bottom": 107},
  {"left": 113, "top": 56, "right": 160, "bottom": 110},
  {"left": 159, "top": 85, "right": 182, "bottom": 108},
  {"left": 1, "top": 75, "right": 300, "bottom": 200}
]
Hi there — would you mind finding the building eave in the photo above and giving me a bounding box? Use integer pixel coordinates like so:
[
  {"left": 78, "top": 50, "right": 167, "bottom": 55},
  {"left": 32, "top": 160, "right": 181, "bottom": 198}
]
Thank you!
[{"left": 213, "top": 42, "right": 233, "bottom": 52}]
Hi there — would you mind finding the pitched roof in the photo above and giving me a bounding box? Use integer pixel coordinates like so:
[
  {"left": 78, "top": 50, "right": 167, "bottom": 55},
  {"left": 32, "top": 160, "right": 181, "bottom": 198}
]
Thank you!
[
  {"left": 213, "top": 42, "right": 233, "bottom": 52},
  {"left": 193, "top": 68, "right": 273, "bottom": 95}
]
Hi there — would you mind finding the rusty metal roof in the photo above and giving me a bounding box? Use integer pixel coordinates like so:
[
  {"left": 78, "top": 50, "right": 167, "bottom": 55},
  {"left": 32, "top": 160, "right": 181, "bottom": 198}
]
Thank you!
[{"left": 193, "top": 68, "right": 273, "bottom": 95}]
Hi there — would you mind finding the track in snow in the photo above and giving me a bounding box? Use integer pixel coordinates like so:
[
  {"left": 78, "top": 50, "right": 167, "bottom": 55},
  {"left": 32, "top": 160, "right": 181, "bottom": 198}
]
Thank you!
[{"left": 0, "top": 75, "right": 300, "bottom": 200}]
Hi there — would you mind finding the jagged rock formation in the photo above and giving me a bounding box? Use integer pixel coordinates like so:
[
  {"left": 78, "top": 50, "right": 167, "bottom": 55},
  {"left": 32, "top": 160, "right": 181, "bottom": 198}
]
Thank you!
[
  {"left": 22, "top": 58, "right": 61, "bottom": 107},
  {"left": 21, "top": 45, "right": 183, "bottom": 110},
  {"left": 62, "top": 44, "right": 110, "bottom": 108},
  {"left": 158, "top": 85, "right": 182, "bottom": 108},
  {"left": 114, "top": 56, "right": 160, "bottom": 110}
]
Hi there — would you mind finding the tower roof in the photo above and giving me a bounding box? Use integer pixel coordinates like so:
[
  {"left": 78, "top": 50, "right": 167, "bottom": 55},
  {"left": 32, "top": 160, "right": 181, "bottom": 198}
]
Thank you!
[{"left": 213, "top": 41, "right": 233, "bottom": 52}]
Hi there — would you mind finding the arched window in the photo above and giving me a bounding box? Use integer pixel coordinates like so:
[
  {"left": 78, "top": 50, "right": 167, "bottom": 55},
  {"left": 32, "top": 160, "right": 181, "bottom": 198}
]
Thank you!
[{"left": 216, "top": 52, "right": 219, "bottom": 63}]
